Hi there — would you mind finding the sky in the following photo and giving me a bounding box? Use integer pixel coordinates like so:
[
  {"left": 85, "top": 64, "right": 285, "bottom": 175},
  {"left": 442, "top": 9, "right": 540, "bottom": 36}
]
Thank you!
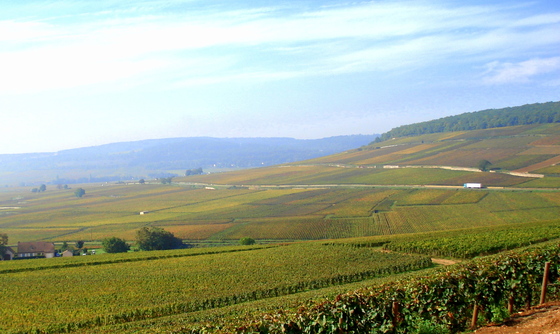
[{"left": 0, "top": 0, "right": 559, "bottom": 154}]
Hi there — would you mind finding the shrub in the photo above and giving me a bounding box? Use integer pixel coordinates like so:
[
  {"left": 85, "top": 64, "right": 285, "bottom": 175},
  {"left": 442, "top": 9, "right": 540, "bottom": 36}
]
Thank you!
[{"left": 239, "top": 237, "right": 256, "bottom": 245}]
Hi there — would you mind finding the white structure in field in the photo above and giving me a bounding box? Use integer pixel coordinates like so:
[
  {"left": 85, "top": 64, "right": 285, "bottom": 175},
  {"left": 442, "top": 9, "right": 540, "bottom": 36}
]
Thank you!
[{"left": 464, "top": 183, "right": 482, "bottom": 189}]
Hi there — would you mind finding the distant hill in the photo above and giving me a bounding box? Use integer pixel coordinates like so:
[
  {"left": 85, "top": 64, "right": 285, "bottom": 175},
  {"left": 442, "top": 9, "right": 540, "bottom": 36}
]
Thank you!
[
  {"left": 0, "top": 135, "right": 377, "bottom": 185},
  {"left": 183, "top": 122, "right": 560, "bottom": 189},
  {"left": 374, "top": 101, "right": 560, "bottom": 142}
]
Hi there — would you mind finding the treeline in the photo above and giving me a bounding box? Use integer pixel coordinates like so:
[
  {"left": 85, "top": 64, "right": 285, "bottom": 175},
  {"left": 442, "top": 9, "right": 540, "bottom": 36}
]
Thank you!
[{"left": 374, "top": 101, "right": 560, "bottom": 142}]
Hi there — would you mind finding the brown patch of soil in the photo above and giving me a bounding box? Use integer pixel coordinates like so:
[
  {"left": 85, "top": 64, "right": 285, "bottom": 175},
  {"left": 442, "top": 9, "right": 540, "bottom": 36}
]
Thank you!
[
  {"left": 473, "top": 302, "right": 560, "bottom": 334},
  {"left": 431, "top": 258, "right": 458, "bottom": 266}
]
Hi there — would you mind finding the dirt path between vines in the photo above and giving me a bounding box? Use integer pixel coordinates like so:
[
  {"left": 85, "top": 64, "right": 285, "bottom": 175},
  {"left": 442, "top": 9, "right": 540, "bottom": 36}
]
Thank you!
[
  {"left": 473, "top": 302, "right": 560, "bottom": 333},
  {"left": 431, "top": 258, "right": 458, "bottom": 266}
]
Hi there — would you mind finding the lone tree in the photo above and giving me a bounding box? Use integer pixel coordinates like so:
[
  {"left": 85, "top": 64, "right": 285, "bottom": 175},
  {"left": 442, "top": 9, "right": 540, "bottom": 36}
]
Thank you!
[
  {"left": 239, "top": 237, "right": 255, "bottom": 245},
  {"left": 74, "top": 188, "right": 86, "bottom": 198},
  {"left": 135, "top": 227, "right": 183, "bottom": 251},
  {"left": 60, "top": 241, "right": 69, "bottom": 252},
  {"left": 478, "top": 159, "right": 492, "bottom": 171},
  {"left": 39, "top": 184, "right": 47, "bottom": 192},
  {"left": 75, "top": 240, "right": 85, "bottom": 249},
  {"left": 102, "top": 237, "right": 130, "bottom": 253}
]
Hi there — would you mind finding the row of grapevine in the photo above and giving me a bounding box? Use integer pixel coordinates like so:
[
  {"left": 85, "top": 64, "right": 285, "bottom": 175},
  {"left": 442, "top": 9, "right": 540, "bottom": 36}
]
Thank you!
[
  {"left": 202, "top": 242, "right": 560, "bottom": 333},
  {"left": 384, "top": 221, "right": 560, "bottom": 258}
]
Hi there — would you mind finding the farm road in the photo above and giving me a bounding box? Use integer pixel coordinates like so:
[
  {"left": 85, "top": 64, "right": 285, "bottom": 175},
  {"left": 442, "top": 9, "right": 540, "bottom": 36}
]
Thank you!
[{"left": 179, "top": 181, "right": 549, "bottom": 192}]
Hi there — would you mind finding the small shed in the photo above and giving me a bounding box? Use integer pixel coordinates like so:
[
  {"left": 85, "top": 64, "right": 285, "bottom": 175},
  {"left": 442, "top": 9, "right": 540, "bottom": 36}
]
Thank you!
[
  {"left": 139, "top": 211, "right": 149, "bottom": 215},
  {"left": 17, "top": 241, "right": 56, "bottom": 258},
  {"left": 61, "top": 250, "right": 74, "bottom": 257}
]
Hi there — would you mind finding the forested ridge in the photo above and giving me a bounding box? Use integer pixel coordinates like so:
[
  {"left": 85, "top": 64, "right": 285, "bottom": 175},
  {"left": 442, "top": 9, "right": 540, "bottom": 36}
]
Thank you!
[{"left": 374, "top": 101, "right": 560, "bottom": 143}]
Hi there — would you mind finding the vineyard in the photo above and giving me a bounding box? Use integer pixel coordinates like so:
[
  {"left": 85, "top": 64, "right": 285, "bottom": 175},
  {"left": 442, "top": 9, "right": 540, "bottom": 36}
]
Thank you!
[
  {"left": 3, "top": 122, "right": 560, "bottom": 332},
  {"left": 0, "top": 243, "right": 430, "bottom": 333},
  {"left": 192, "top": 241, "right": 560, "bottom": 333},
  {"left": 4, "top": 231, "right": 560, "bottom": 333},
  {"left": 382, "top": 220, "right": 560, "bottom": 258},
  {"left": 4, "top": 182, "right": 560, "bottom": 243}
]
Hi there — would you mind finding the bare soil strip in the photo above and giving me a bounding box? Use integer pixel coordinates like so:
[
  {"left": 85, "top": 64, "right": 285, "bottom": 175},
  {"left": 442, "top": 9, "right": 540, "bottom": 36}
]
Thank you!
[{"left": 431, "top": 258, "right": 458, "bottom": 266}]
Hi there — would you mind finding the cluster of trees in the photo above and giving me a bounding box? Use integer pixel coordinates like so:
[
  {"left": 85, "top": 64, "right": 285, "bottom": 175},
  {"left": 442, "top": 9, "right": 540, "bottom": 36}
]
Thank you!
[
  {"left": 102, "top": 228, "right": 256, "bottom": 253},
  {"left": 374, "top": 101, "right": 560, "bottom": 142},
  {"left": 136, "top": 227, "right": 183, "bottom": 250},
  {"left": 102, "top": 227, "right": 183, "bottom": 253},
  {"left": 31, "top": 184, "right": 47, "bottom": 193},
  {"left": 30, "top": 184, "right": 84, "bottom": 196},
  {"left": 102, "top": 237, "right": 130, "bottom": 253},
  {"left": 185, "top": 168, "right": 203, "bottom": 176},
  {"left": 159, "top": 177, "right": 173, "bottom": 184}
]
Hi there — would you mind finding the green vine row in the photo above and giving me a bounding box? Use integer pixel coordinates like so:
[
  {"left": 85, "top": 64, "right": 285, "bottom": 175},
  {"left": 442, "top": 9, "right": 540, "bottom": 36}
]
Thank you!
[{"left": 201, "top": 242, "right": 560, "bottom": 333}]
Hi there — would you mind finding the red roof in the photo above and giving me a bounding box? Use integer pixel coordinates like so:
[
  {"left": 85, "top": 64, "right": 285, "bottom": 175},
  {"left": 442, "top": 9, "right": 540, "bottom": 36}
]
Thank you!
[{"left": 17, "top": 242, "right": 55, "bottom": 254}]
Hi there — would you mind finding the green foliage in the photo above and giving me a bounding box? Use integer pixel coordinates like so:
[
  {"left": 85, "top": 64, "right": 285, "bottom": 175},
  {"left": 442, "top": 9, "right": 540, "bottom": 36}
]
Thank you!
[
  {"left": 0, "top": 243, "right": 430, "bottom": 333},
  {"left": 225, "top": 242, "right": 560, "bottom": 333},
  {"left": 239, "top": 237, "right": 255, "bottom": 245},
  {"left": 488, "top": 305, "right": 509, "bottom": 324},
  {"left": 102, "top": 237, "right": 130, "bottom": 253},
  {"left": 414, "top": 319, "right": 451, "bottom": 334},
  {"left": 60, "top": 241, "right": 69, "bottom": 252},
  {"left": 374, "top": 101, "right": 560, "bottom": 142},
  {"left": 75, "top": 240, "right": 85, "bottom": 249},
  {"left": 383, "top": 221, "right": 560, "bottom": 259},
  {"left": 160, "top": 177, "right": 173, "bottom": 184},
  {"left": 478, "top": 159, "right": 492, "bottom": 171},
  {"left": 74, "top": 187, "right": 86, "bottom": 198},
  {"left": 135, "top": 226, "right": 183, "bottom": 251},
  {"left": 39, "top": 184, "right": 47, "bottom": 192}
]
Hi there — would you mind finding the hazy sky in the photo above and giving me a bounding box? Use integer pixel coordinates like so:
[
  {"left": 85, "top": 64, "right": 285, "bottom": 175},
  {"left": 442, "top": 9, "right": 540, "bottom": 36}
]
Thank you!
[{"left": 1, "top": 0, "right": 559, "bottom": 154}]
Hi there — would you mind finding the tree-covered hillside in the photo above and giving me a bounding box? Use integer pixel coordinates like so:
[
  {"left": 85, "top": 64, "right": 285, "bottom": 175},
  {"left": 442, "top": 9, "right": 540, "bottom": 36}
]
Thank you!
[{"left": 375, "top": 101, "right": 560, "bottom": 142}]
